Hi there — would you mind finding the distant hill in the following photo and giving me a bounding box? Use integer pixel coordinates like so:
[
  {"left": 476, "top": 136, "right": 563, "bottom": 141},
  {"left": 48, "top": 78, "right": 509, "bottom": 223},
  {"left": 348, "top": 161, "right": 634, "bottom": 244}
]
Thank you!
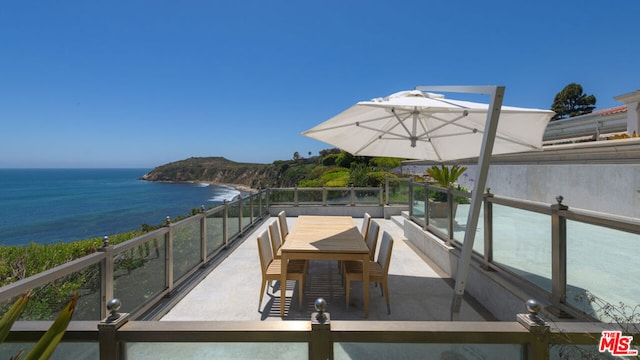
[{"left": 140, "top": 156, "right": 318, "bottom": 189}]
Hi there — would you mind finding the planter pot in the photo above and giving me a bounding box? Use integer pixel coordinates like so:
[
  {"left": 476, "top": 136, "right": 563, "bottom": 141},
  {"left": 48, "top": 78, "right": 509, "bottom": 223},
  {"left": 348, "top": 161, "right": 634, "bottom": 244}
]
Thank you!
[{"left": 428, "top": 199, "right": 458, "bottom": 218}]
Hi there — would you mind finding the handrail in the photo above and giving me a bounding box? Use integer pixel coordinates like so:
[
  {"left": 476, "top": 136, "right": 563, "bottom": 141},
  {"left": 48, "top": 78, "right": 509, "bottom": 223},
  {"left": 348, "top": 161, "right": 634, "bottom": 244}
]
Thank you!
[
  {"left": 0, "top": 189, "right": 270, "bottom": 320},
  {"left": 5, "top": 317, "right": 637, "bottom": 360},
  {"left": 0, "top": 252, "right": 106, "bottom": 301},
  {"left": 407, "top": 180, "right": 640, "bottom": 321}
]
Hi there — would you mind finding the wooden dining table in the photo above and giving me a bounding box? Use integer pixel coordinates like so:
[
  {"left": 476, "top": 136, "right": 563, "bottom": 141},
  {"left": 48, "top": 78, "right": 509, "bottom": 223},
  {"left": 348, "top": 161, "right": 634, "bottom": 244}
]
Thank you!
[{"left": 280, "top": 215, "right": 371, "bottom": 317}]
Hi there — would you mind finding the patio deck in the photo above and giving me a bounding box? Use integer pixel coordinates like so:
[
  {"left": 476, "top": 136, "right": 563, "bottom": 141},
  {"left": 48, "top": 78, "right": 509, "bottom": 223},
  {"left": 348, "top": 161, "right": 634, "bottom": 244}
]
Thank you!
[{"left": 161, "top": 216, "right": 494, "bottom": 322}]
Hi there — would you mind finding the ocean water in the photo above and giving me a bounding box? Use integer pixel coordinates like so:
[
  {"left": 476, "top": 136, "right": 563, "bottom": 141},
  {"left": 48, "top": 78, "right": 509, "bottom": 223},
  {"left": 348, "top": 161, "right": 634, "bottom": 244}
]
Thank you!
[{"left": 0, "top": 169, "right": 243, "bottom": 246}]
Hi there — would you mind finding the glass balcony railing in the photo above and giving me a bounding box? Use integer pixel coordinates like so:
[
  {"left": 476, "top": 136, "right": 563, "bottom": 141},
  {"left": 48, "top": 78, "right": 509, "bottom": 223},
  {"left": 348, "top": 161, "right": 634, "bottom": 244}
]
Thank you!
[
  {"left": 407, "top": 180, "right": 640, "bottom": 322},
  {"left": 2, "top": 180, "right": 639, "bottom": 360}
]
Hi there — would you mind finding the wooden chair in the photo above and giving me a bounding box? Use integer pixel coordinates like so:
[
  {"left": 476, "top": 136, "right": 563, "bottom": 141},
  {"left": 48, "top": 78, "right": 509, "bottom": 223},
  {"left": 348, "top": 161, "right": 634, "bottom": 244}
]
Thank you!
[
  {"left": 344, "top": 231, "right": 394, "bottom": 314},
  {"left": 341, "top": 217, "right": 379, "bottom": 281},
  {"left": 257, "top": 229, "right": 306, "bottom": 308},
  {"left": 364, "top": 220, "right": 379, "bottom": 261},
  {"left": 271, "top": 219, "right": 309, "bottom": 274},
  {"left": 360, "top": 212, "right": 371, "bottom": 240},
  {"left": 277, "top": 211, "right": 289, "bottom": 241},
  {"left": 268, "top": 220, "right": 283, "bottom": 259}
]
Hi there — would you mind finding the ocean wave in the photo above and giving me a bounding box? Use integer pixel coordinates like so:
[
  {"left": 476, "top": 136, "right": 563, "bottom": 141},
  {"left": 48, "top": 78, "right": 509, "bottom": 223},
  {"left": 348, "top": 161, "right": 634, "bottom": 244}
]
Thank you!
[{"left": 208, "top": 186, "right": 241, "bottom": 202}]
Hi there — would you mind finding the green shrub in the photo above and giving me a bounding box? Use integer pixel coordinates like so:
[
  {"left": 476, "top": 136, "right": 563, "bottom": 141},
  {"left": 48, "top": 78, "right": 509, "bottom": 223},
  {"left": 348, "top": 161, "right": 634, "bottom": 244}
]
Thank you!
[{"left": 322, "top": 154, "right": 339, "bottom": 166}]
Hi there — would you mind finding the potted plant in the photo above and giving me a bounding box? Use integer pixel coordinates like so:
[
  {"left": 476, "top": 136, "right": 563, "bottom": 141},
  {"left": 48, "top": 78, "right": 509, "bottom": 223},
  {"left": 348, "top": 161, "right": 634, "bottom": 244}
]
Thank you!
[{"left": 425, "top": 164, "right": 468, "bottom": 218}]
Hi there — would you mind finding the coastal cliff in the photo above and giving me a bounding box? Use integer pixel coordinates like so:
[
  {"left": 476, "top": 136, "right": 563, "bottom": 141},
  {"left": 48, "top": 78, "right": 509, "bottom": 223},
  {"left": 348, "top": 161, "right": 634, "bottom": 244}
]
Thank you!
[{"left": 140, "top": 156, "right": 309, "bottom": 189}]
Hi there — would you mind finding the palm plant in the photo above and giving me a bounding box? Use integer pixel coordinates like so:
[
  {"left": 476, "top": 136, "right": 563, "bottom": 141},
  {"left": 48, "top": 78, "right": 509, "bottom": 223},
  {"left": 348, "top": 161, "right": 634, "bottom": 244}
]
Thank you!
[
  {"left": 0, "top": 291, "right": 78, "bottom": 360},
  {"left": 426, "top": 164, "right": 468, "bottom": 203},
  {"left": 426, "top": 164, "right": 467, "bottom": 188}
]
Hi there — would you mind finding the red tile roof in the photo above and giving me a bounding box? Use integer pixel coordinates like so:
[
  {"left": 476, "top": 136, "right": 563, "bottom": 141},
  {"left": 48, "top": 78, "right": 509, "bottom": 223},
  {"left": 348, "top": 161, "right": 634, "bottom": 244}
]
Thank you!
[{"left": 596, "top": 105, "right": 627, "bottom": 116}]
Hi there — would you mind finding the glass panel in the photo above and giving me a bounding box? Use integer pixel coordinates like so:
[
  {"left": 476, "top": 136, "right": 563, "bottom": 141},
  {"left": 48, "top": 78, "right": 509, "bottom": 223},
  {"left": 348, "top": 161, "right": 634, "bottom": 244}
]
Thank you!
[
  {"left": 0, "top": 342, "right": 98, "bottom": 360},
  {"left": 411, "top": 184, "right": 426, "bottom": 219},
  {"left": 126, "top": 342, "right": 308, "bottom": 359},
  {"left": 491, "top": 205, "right": 552, "bottom": 292},
  {"left": 268, "top": 189, "right": 294, "bottom": 204},
  {"left": 0, "top": 263, "right": 101, "bottom": 321},
  {"left": 452, "top": 203, "right": 484, "bottom": 255},
  {"left": 252, "top": 194, "right": 261, "bottom": 220},
  {"left": 427, "top": 188, "right": 449, "bottom": 235},
  {"left": 354, "top": 189, "right": 380, "bottom": 204},
  {"left": 326, "top": 189, "right": 351, "bottom": 205},
  {"left": 113, "top": 235, "right": 167, "bottom": 315},
  {"left": 388, "top": 179, "right": 410, "bottom": 205},
  {"left": 206, "top": 210, "right": 225, "bottom": 257},
  {"left": 226, "top": 202, "right": 241, "bottom": 239},
  {"left": 297, "top": 189, "right": 323, "bottom": 204},
  {"left": 172, "top": 219, "right": 202, "bottom": 282},
  {"left": 335, "top": 343, "right": 522, "bottom": 359},
  {"left": 242, "top": 197, "right": 252, "bottom": 229},
  {"left": 566, "top": 220, "right": 640, "bottom": 321}
]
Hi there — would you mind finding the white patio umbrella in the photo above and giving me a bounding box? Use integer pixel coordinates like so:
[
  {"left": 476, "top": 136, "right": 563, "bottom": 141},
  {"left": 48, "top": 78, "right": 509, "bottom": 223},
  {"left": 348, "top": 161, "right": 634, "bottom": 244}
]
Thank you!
[
  {"left": 302, "top": 89, "right": 553, "bottom": 161},
  {"left": 303, "top": 86, "right": 555, "bottom": 320}
]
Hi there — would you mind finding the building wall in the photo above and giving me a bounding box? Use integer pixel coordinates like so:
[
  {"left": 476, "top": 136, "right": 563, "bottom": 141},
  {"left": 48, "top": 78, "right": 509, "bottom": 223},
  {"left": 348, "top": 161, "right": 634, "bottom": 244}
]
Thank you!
[
  {"left": 464, "top": 163, "right": 640, "bottom": 218},
  {"left": 403, "top": 140, "right": 640, "bottom": 219}
]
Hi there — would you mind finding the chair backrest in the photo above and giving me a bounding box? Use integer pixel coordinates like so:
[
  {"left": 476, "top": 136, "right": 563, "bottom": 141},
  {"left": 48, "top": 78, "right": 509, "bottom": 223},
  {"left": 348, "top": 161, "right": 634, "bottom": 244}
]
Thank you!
[
  {"left": 277, "top": 211, "right": 289, "bottom": 240},
  {"left": 257, "top": 229, "right": 274, "bottom": 274},
  {"left": 377, "top": 231, "right": 394, "bottom": 274},
  {"left": 360, "top": 212, "right": 371, "bottom": 239},
  {"left": 268, "top": 220, "right": 282, "bottom": 257},
  {"left": 365, "top": 220, "right": 380, "bottom": 260}
]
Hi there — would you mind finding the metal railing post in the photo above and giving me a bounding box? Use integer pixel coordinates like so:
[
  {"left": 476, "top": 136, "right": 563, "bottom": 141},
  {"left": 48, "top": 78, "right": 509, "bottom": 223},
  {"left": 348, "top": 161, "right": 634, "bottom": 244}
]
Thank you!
[
  {"left": 551, "top": 196, "right": 568, "bottom": 312},
  {"left": 238, "top": 196, "right": 244, "bottom": 235},
  {"left": 98, "top": 298, "right": 129, "bottom": 360},
  {"left": 165, "top": 216, "right": 174, "bottom": 293},
  {"left": 98, "top": 236, "right": 114, "bottom": 319},
  {"left": 408, "top": 180, "right": 413, "bottom": 218},
  {"left": 265, "top": 188, "right": 270, "bottom": 211},
  {"left": 379, "top": 184, "right": 384, "bottom": 206},
  {"left": 200, "top": 209, "right": 207, "bottom": 264},
  {"left": 294, "top": 185, "right": 299, "bottom": 206},
  {"left": 350, "top": 185, "right": 355, "bottom": 206},
  {"left": 423, "top": 183, "right": 429, "bottom": 231},
  {"left": 322, "top": 186, "right": 327, "bottom": 206},
  {"left": 385, "top": 177, "right": 390, "bottom": 205},
  {"left": 223, "top": 200, "right": 229, "bottom": 248},
  {"left": 250, "top": 193, "right": 255, "bottom": 225},
  {"left": 483, "top": 188, "right": 494, "bottom": 270},
  {"left": 517, "top": 299, "right": 550, "bottom": 359},
  {"left": 309, "top": 298, "right": 332, "bottom": 360}
]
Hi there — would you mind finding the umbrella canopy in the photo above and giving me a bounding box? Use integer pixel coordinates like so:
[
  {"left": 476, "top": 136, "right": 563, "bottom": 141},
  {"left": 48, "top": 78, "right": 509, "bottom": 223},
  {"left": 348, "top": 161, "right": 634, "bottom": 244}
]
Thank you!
[{"left": 303, "top": 90, "right": 554, "bottom": 161}]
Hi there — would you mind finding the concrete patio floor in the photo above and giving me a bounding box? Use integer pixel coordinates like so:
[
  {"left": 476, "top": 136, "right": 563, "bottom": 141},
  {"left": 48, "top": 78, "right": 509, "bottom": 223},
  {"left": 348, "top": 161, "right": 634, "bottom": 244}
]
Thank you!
[{"left": 161, "top": 216, "right": 495, "bottom": 322}]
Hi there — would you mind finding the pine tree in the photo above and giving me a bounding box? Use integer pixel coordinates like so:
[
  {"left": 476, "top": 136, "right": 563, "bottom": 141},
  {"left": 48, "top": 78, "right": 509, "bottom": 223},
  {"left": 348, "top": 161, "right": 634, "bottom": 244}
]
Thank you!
[{"left": 550, "top": 83, "right": 596, "bottom": 121}]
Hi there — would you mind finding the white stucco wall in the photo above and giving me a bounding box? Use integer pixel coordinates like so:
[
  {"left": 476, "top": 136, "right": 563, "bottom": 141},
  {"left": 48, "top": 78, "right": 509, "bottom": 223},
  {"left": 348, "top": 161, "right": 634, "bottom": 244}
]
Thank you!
[{"left": 408, "top": 163, "right": 640, "bottom": 218}]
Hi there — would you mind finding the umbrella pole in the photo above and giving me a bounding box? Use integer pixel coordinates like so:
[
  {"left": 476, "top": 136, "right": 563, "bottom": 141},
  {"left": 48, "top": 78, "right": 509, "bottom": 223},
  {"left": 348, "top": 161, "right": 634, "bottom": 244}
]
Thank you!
[
  {"left": 452, "top": 86, "right": 504, "bottom": 320},
  {"left": 417, "top": 85, "right": 505, "bottom": 320}
]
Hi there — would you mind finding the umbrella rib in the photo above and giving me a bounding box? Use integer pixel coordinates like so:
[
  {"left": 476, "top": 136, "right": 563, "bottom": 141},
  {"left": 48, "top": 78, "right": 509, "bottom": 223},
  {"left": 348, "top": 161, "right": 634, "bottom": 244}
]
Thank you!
[
  {"left": 391, "top": 107, "right": 415, "bottom": 138},
  {"left": 418, "top": 112, "right": 469, "bottom": 136}
]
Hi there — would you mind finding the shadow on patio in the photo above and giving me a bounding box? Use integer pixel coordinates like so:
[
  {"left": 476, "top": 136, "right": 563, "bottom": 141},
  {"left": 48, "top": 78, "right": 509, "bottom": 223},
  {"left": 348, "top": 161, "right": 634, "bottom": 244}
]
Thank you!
[{"left": 161, "top": 217, "right": 494, "bottom": 322}]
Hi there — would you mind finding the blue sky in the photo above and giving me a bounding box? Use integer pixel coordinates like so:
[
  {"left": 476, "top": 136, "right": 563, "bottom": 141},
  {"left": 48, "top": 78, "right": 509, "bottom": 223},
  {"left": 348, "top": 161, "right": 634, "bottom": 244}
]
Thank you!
[{"left": 1, "top": 1, "right": 638, "bottom": 168}]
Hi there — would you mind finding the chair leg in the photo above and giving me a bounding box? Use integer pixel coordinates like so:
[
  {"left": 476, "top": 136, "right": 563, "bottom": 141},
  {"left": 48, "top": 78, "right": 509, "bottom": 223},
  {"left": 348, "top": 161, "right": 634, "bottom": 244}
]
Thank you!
[
  {"left": 345, "top": 277, "right": 351, "bottom": 308},
  {"left": 259, "top": 279, "right": 267, "bottom": 307},
  {"left": 298, "top": 279, "right": 304, "bottom": 308},
  {"left": 382, "top": 280, "right": 390, "bottom": 315}
]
